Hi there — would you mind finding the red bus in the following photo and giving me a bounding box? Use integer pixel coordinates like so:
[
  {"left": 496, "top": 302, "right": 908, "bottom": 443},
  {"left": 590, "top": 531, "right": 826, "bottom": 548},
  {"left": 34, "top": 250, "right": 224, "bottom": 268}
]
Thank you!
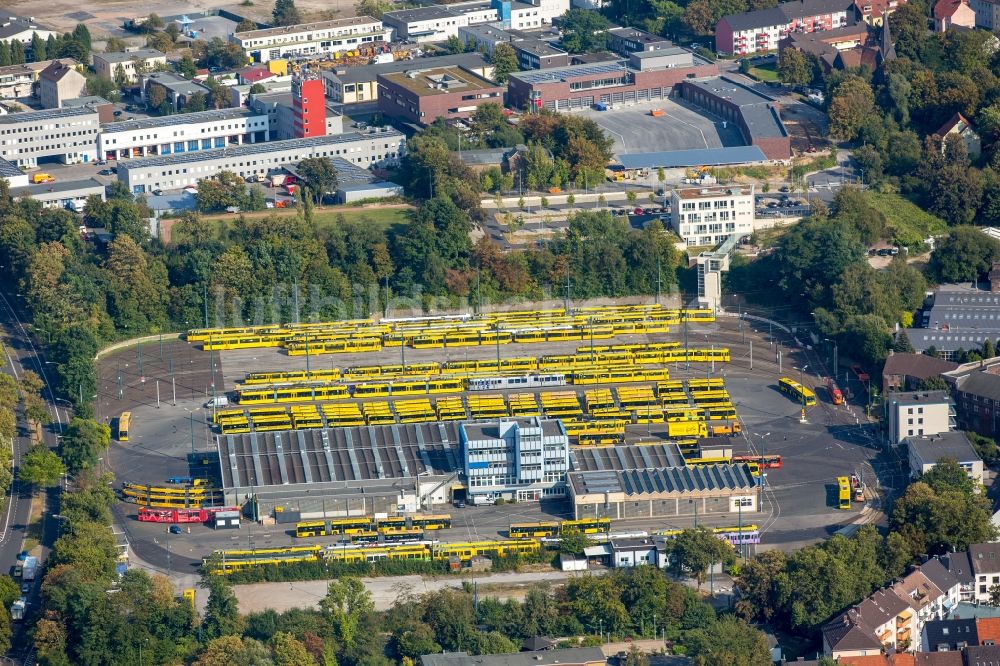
[
  {"left": 138, "top": 506, "right": 240, "bottom": 524},
  {"left": 827, "top": 378, "right": 844, "bottom": 405},
  {"left": 732, "top": 454, "right": 782, "bottom": 469}
]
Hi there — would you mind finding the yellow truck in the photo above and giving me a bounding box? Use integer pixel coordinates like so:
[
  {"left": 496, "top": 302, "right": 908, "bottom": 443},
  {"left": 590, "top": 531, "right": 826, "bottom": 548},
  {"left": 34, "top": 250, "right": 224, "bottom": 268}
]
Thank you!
[
  {"left": 711, "top": 422, "right": 742, "bottom": 437},
  {"left": 32, "top": 173, "right": 54, "bottom": 184},
  {"left": 667, "top": 420, "right": 708, "bottom": 438}
]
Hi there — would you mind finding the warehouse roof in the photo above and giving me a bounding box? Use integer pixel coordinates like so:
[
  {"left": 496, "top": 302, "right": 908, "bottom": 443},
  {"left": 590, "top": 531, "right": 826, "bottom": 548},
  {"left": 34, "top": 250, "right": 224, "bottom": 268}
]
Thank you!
[
  {"left": 684, "top": 76, "right": 787, "bottom": 139},
  {"left": 0, "top": 157, "right": 22, "bottom": 179},
  {"left": 10, "top": 178, "right": 104, "bottom": 198},
  {"left": 234, "top": 16, "right": 381, "bottom": 40},
  {"left": 0, "top": 105, "right": 95, "bottom": 124},
  {"left": 568, "top": 464, "right": 755, "bottom": 496},
  {"left": 217, "top": 421, "right": 465, "bottom": 490},
  {"left": 384, "top": 6, "right": 459, "bottom": 23},
  {"left": 102, "top": 107, "right": 259, "bottom": 133},
  {"left": 570, "top": 443, "right": 683, "bottom": 471},
  {"left": 618, "top": 146, "right": 767, "bottom": 169},
  {"left": 118, "top": 128, "right": 403, "bottom": 169}
]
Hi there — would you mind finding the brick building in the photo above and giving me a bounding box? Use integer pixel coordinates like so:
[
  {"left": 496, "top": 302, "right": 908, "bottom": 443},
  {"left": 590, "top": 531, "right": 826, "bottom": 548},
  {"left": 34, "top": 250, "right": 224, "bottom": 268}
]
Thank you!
[
  {"left": 377, "top": 65, "right": 504, "bottom": 125},
  {"left": 507, "top": 48, "right": 716, "bottom": 112},
  {"left": 677, "top": 77, "right": 791, "bottom": 160}
]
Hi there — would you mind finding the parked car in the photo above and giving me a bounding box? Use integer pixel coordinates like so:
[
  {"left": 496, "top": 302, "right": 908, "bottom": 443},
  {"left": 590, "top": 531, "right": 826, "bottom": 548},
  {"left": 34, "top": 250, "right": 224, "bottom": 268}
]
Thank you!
[{"left": 169, "top": 525, "right": 182, "bottom": 534}]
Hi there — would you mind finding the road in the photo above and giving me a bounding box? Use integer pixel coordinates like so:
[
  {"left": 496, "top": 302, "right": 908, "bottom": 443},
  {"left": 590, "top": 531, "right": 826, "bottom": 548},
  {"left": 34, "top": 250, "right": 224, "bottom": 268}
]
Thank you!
[{"left": 0, "top": 289, "right": 68, "bottom": 663}]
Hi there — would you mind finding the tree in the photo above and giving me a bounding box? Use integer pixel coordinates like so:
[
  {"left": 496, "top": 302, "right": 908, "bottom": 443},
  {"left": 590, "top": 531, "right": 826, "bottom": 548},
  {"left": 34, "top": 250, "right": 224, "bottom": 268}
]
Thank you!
[
  {"left": 828, "top": 75, "right": 876, "bottom": 141},
  {"left": 195, "top": 636, "right": 272, "bottom": 666},
  {"left": 30, "top": 32, "right": 45, "bottom": 62},
  {"left": 177, "top": 54, "right": 198, "bottom": 78},
  {"left": 202, "top": 577, "right": 245, "bottom": 640},
  {"left": 272, "top": 0, "right": 302, "bottom": 26},
  {"left": 249, "top": 83, "right": 267, "bottom": 95},
  {"left": 490, "top": 43, "right": 519, "bottom": 83},
  {"left": 559, "top": 530, "right": 593, "bottom": 555},
  {"left": 444, "top": 35, "right": 465, "bottom": 54},
  {"left": 778, "top": 48, "right": 812, "bottom": 86},
  {"left": 667, "top": 528, "right": 736, "bottom": 589},
  {"left": 9, "top": 40, "right": 24, "bottom": 65},
  {"left": 559, "top": 9, "right": 610, "bottom": 53},
  {"left": 0, "top": 42, "right": 10, "bottom": 67},
  {"left": 236, "top": 18, "right": 257, "bottom": 32},
  {"left": 18, "top": 445, "right": 65, "bottom": 487},
  {"left": 272, "top": 631, "right": 311, "bottom": 666},
  {"left": 59, "top": 418, "right": 111, "bottom": 474},
  {"left": 186, "top": 92, "right": 207, "bottom": 112},
  {"left": 72, "top": 23, "right": 91, "bottom": 51},
  {"left": 357, "top": 0, "right": 394, "bottom": 18},
  {"left": 320, "top": 577, "right": 374, "bottom": 648},
  {"left": 686, "top": 616, "right": 773, "bottom": 666},
  {"left": 196, "top": 171, "right": 249, "bottom": 212},
  {"left": 930, "top": 226, "right": 1000, "bottom": 283},
  {"left": 146, "top": 83, "right": 167, "bottom": 112},
  {"left": 296, "top": 157, "right": 338, "bottom": 204}
]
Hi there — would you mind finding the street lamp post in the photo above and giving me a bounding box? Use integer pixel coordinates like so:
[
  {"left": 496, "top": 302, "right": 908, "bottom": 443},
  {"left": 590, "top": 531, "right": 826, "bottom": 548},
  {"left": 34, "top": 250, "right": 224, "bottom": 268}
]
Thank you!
[
  {"left": 794, "top": 365, "right": 809, "bottom": 423},
  {"left": 754, "top": 431, "right": 770, "bottom": 510}
]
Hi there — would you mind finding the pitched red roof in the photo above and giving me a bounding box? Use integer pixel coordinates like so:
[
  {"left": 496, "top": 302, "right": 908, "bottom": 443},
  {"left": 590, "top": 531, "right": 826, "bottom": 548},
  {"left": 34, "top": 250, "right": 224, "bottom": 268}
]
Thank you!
[
  {"left": 238, "top": 67, "right": 274, "bottom": 83},
  {"left": 934, "top": 0, "right": 968, "bottom": 19},
  {"left": 977, "top": 617, "right": 1000, "bottom": 643},
  {"left": 936, "top": 112, "right": 974, "bottom": 137}
]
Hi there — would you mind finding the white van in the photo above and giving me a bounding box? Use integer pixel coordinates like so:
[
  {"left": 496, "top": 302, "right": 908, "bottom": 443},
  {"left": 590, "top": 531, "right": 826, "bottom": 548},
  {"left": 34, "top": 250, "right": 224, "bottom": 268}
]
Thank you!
[{"left": 205, "top": 396, "right": 229, "bottom": 408}]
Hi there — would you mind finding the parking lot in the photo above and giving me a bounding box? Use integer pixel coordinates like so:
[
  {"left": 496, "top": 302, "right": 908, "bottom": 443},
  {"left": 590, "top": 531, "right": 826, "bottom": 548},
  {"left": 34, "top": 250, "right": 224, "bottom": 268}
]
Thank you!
[{"left": 578, "top": 99, "right": 744, "bottom": 156}]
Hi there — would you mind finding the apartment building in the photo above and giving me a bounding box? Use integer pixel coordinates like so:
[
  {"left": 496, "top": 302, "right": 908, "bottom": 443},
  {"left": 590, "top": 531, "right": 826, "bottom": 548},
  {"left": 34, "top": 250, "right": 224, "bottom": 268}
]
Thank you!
[
  {"left": 607, "top": 27, "right": 673, "bottom": 55},
  {"left": 383, "top": 6, "right": 472, "bottom": 43},
  {"left": 970, "top": 0, "right": 1000, "bottom": 28},
  {"left": 97, "top": 108, "right": 270, "bottom": 161},
  {"left": 715, "top": 0, "right": 855, "bottom": 56},
  {"left": 670, "top": 185, "right": 755, "bottom": 248},
  {"left": 0, "top": 58, "right": 76, "bottom": 99},
  {"left": 92, "top": 49, "right": 167, "bottom": 83},
  {"left": 117, "top": 128, "right": 404, "bottom": 193},
  {"left": 384, "top": 0, "right": 569, "bottom": 43},
  {"left": 0, "top": 105, "right": 99, "bottom": 166},
  {"left": 969, "top": 543, "right": 1000, "bottom": 603},
  {"left": 823, "top": 558, "right": 961, "bottom": 659},
  {"left": 231, "top": 17, "right": 390, "bottom": 63},
  {"left": 885, "top": 390, "right": 955, "bottom": 445},
  {"left": 460, "top": 418, "right": 570, "bottom": 503}
]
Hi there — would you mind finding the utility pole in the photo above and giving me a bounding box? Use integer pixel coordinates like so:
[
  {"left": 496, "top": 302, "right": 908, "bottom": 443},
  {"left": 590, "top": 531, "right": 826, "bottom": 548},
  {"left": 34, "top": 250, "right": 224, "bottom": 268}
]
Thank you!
[
  {"left": 656, "top": 257, "right": 661, "bottom": 305},
  {"left": 203, "top": 282, "right": 209, "bottom": 327}
]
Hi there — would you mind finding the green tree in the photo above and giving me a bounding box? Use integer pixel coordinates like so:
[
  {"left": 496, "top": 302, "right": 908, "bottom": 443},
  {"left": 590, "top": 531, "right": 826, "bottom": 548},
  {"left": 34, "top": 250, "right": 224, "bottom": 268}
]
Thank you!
[
  {"left": 272, "top": 0, "right": 302, "bottom": 26},
  {"left": 58, "top": 418, "right": 110, "bottom": 475},
  {"left": 18, "top": 445, "right": 65, "bottom": 487},
  {"left": 272, "top": 631, "right": 311, "bottom": 665},
  {"left": 667, "top": 528, "right": 736, "bottom": 589},
  {"left": 30, "top": 32, "right": 45, "bottom": 62},
  {"left": 559, "top": 530, "right": 593, "bottom": 555},
  {"left": 0, "top": 42, "right": 10, "bottom": 67},
  {"left": 236, "top": 18, "right": 257, "bottom": 32},
  {"left": 320, "top": 576, "right": 374, "bottom": 648},
  {"left": 559, "top": 9, "right": 610, "bottom": 53},
  {"left": 778, "top": 47, "right": 812, "bottom": 86},
  {"left": 828, "top": 75, "right": 876, "bottom": 141},
  {"left": 356, "top": 0, "right": 394, "bottom": 18},
  {"left": 104, "top": 37, "right": 127, "bottom": 53},
  {"left": 177, "top": 54, "right": 198, "bottom": 78},
  {"left": 444, "top": 35, "right": 465, "bottom": 54},
  {"left": 196, "top": 171, "right": 249, "bottom": 212},
  {"left": 686, "top": 616, "right": 772, "bottom": 666},
  {"left": 186, "top": 92, "right": 207, "bottom": 112},
  {"left": 202, "top": 577, "right": 245, "bottom": 640},
  {"left": 296, "top": 157, "right": 339, "bottom": 204},
  {"left": 490, "top": 43, "right": 519, "bottom": 83},
  {"left": 195, "top": 636, "right": 272, "bottom": 666},
  {"left": 9, "top": 40, "right": 24, "bottom": 65},
  {"left": 930, "top": 226, "right": 1000, "bottom": 283}
]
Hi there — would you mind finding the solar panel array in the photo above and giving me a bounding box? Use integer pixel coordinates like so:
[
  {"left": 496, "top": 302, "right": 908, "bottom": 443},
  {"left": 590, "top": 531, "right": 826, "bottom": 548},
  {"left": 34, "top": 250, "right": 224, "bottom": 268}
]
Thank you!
[{"left": 511, "top": 61, "right": 629, "bottom": 85}]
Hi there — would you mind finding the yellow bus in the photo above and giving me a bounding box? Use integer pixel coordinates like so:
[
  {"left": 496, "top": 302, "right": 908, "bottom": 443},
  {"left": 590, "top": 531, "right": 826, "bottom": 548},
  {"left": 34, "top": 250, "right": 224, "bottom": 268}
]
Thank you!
[
  {"left": 838, "top": 476, "right": 852, "bottom": 510},
  {"left": 778, "top": 377, "right": 817, "bottom": 407},
  {"left": 118, "top": 411, "right": 132, "bottom": 442}
]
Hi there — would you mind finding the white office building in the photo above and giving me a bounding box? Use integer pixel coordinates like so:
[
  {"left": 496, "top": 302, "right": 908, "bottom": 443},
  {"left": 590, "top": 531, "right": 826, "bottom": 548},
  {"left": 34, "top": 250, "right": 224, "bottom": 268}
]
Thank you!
[
  {"left": 117, "top": 127, "right": 404, "bottom": 193},
  {"left": 669, "top": 185, "right": 755, "bottom": 247},
  {"left": 232, "top": 16, "right": 391, "bottom": 63},
  {"left": 97, "top": 108, "right": 270, "bottom": 161},
  {"left": 460, "top": 418, "right": 570, "bottom": 503},
  {"left": 0, "top": 105, "right": 99, "bottom": 167}
]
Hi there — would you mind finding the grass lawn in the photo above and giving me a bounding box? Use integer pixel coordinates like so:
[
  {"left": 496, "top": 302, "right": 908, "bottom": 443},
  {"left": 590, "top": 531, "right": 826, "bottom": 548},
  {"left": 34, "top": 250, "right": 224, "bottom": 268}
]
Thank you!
[
  {"left": 862, "top": 191, "right": 947, "bottom": 247},
  {"left": 747, "top": 63, "right": 779, "bottom": 82},
  {"left": 169, "top": 205, "right": 414, "bottom": 244}
]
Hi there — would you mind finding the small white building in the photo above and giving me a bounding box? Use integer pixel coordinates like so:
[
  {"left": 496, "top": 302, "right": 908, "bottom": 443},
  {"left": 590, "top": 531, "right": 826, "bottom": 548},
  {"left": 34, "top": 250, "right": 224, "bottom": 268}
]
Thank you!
[
  {"left": 906, "top": 431, "right": 984, "bottom": 484},
  {"left": 885, "top": 390, "right": 955, "bottom": 445},
  {"left": 231, "top": 17, "right": 390, "bottom": 63},
  {"left": 98, "top": 108, "right": 270, "bottom": 161},
  {"left": 669, "top": 185, "right": 755, "bottom": 248},
  {"left": 609, "top": 537, "right": 669, "bottom": 568}
]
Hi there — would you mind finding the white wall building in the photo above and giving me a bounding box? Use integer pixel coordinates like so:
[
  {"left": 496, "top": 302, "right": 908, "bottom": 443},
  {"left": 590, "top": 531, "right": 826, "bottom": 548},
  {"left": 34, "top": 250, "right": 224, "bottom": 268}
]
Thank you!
[
  {"left": 885, "top": 390, "right": 955, "bottom": 445},
  {"left": 669, "top": 185, "right": 755, "bottom": 247},
  {"left": 0, "top": 105, "right": 99, "bottom": 166},
  {"left": 906, "top": 431, "right": 984, "bottom": 483},
  {"left": 232, "top": 16, "right": 391, "bottom": 63},
  {"left": 970, "top": 0, "right": 1000, "bottom": 28},
  {"left": 460, "top": 418, "right": 569, "bottom": 502},
  {"left": 98, "top": 108, "right": 270, "bottom": 161},
  {"left": 382, "top": 6, "right": 474, "bottom": 43}
]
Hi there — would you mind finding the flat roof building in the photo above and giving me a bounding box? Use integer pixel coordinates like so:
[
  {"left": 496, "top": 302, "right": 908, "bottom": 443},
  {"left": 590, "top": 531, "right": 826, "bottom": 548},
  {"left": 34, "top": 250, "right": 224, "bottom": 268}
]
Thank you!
[
  {"left": 231, "top": 16, "right": 391, "bottom": 63},
  {"left": 513, "top": 39, "right": 570, "bottom": 69},
  {"left": 92, "top": 49, "right": 167, "bottom": 83},
  {"left": 905, "top": 287, "right": 1000, "bottom": 359},
  {"left": 141, "top": 72, "right": 211, "bottom": 112},
  {"left": 322, "top": 52, "right": 492, "bottom": 105},
  {"left": 507, "top": 50, "right": 717, "bottom": 112},
  {"left": 906, "top": 431, "right": 984, "bottom": 483},
  {"left": 98, "top": 108, "right": 271, "bottom": 161},
  {"left": 215, "top": 420, "right": 464, "bottom": 518},
  {"left": 885, "top": 390, "right": 955, "bottom": 445},
  {"left": 377, "top": 65, "right": 504, "bottom": 125},
  {"left": 0, "top": 14, "right": 56, "bottom": 46},
  {"left": 607, "top": 26, "right": 673, "bottom": 55},
  {"left": 0, "top": 105, "right": 99, "bottom": 167},
  {"left": 10, "top": 177, "right": 104, "bottom": 210},
  {"left": 677, "top": 76, "right": 791, "bottom": 161},
  {"left": 568, "top": 464, "right": 757, "bottom": 520},
  {"left": 117, "top": 127, "right": 405, "bottom": 193},
  {"left": 383, "top": 6, "right": 475, "bottom": 43},
  {"left": 460, "top": 418, "right": 569, "bottom": 502},
  {"left": 670, "top": 184, "right": 755, "bottom": 248}
]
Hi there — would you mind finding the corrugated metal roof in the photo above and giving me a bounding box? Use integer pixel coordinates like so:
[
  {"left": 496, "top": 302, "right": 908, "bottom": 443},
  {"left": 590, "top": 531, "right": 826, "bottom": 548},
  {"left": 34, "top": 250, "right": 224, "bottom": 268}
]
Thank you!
[{"left": 618, "top": 146, "right": 768, "bottom": 169}]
